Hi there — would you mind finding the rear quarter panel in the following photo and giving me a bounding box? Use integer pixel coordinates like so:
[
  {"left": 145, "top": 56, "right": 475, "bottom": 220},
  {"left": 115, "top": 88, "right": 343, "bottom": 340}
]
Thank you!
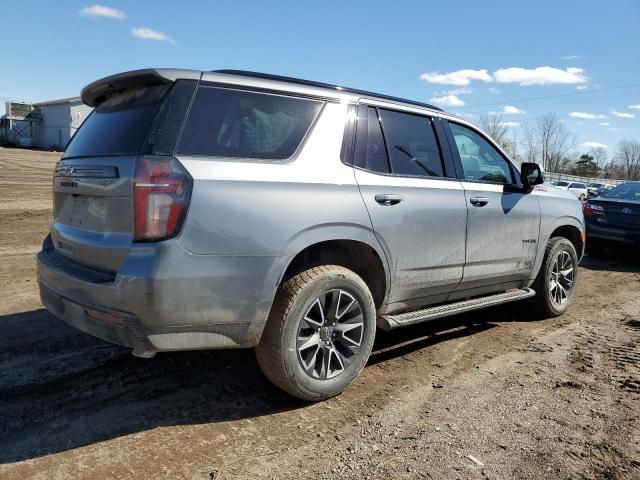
[{"left": 173, "top": 102, "right": 389, "bottom": 337}]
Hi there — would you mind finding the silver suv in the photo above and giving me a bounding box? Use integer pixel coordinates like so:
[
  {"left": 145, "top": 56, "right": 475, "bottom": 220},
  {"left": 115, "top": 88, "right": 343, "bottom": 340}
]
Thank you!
[{"left": 37, "top": 69, "right": 585, "bottom": 400}]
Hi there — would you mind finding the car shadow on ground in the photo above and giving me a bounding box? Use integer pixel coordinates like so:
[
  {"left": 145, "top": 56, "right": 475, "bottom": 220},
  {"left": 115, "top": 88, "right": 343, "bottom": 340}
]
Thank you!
[
  {"left": 580, "top": 245, "right": 640, "bottom": 273},
  {"left": 0, "top": 293, "right": 560, "bottom": 464}
]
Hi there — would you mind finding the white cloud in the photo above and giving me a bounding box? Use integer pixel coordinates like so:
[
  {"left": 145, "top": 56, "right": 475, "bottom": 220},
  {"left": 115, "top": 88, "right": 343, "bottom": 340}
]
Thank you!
[
  {"left": 429, "top": 94, "right": 465, "bottom": 107},
  {"left": 132, "top": 28, "right": 175, "bottom": 44},
  {"left": 607, "top": 127, "right": 622, "bottom": 132},
  {"left": 499, "top": 121, "right": 520, "bottom": 128},
  {"left": 582, "top": 141, "right": 607, "bottom": 149},
  {"left": 420, "top": 69, "right": 492, "bottom": 86},
  {"left": 502, "top": 105, "right": 526, "bottom": 114},
  {"left": 445, "top": 87, "right": 473, "bottom": 95},
  {"left": 493, "top": 66, "right": 587, "bottom": 86},
  {"left": 488, "top": 87, "right": 501, "bottom": 94},
  {"left": 612, "top": 110, "right": 635, "bottom": 118},
  {"left": 576, "top": 85, "right": 588, "bottom": 90},
  {"left": 80, "top": 4, "right": 126, "bottom": 19},
  {"left": 562, "top": 55, "right": 581, "bottom": 60},
  {"left": 598, "top": 122, "right": 610, "bottom": 126},
  {"left": 569, "top": 112, "right": 607, "bottom": 120},
  {"left": 628, "top": 104, "right": 640, "bottom": 110}
]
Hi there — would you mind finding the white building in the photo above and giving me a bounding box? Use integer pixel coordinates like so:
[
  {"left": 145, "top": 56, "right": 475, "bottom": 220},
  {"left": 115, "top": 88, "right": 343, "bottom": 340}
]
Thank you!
[{"left": 1, "top": 98, "right": 93, "bottom": 150}]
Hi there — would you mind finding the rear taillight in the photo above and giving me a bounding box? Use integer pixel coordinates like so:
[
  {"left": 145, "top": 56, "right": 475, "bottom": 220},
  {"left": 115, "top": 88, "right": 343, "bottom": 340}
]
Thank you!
[
  {"left": 583, "top": 203, "right": 604, "bottom": 218},
  {"left": 134, "top": 157, "right": 192, "bottom": 242}
]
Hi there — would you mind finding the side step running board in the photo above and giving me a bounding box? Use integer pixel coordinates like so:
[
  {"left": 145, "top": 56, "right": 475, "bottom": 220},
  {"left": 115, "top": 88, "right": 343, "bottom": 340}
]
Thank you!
[{"left": 379, "top": 288, "right": 536, "bottom": 330}]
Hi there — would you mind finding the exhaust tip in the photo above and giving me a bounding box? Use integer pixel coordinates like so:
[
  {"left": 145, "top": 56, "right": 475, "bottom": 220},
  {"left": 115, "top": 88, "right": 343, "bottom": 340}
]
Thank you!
[{"left": 132, "top": 347, "right": 157, "bottom": 359}]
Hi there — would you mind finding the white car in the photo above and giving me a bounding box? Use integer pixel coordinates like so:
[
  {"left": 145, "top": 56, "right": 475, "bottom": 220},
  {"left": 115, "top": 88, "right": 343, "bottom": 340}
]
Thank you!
[{"left": 554, "top": 181, "right": 588, "bottom": 201}]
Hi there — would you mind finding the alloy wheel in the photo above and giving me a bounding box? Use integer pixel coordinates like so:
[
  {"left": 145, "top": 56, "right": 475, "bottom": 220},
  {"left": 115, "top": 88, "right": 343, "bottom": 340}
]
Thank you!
[
  {"left": 549, "top": 250, "right": 575, "bottom": 306},
  {"left": 296, "top": 289, "right": 364, "bottom": 380}
]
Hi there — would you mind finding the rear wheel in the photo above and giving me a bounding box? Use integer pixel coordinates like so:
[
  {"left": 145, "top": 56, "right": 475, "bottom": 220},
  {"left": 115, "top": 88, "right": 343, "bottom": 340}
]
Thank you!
[
  {"left": 256, "top": 265, "right": 376, "bottom": 401},
  {"left": 532, "top": 237, "right": 578, "bottom": 317}
]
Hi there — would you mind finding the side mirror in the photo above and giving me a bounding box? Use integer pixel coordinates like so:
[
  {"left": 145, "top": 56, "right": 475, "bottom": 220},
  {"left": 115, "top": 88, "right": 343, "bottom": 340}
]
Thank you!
[{"left": 521, "top": 162, "right": 544, "bottom": 190}]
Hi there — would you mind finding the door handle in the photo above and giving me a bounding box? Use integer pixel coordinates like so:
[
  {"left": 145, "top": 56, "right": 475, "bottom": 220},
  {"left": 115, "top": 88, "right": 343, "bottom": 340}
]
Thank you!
[
  {"left": 375, "top": 194, "right": 404, "bottom": 206},
  {"left": 470, "top": 196, "right": 489, "bottom": 207}
]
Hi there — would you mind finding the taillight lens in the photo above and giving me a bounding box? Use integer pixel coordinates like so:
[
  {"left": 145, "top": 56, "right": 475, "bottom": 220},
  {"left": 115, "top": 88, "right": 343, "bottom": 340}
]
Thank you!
[
  {"left": 134, "top": 157, "right": 192, "bottom": 242},
  {"left": 583, "top": 203, "right": 604, "bottom": 218}
]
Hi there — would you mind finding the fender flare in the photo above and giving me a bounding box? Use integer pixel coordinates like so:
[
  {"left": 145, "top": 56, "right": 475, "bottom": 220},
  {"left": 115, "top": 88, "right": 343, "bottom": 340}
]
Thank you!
[{"left": 280, "top": 222, "right": 392, "bottom": 298}]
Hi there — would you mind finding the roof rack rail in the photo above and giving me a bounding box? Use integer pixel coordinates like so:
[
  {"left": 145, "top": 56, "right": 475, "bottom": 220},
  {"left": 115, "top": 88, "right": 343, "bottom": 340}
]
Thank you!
[{"left": 212, "top": 69, "right": 444, "bottom": 112}]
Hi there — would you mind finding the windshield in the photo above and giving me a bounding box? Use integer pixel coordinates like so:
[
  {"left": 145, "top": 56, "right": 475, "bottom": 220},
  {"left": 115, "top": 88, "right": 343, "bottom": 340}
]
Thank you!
[
  {"left": 555, "top": 181, "right": 569, "bottom": 187},
  {"left": 588, "top": 183, "right": 604, "bottom": 188},
  {"left": 64, "top": 84, "right": 170, "bottom": 158},
  {"left": 602, "top": 183, "right": 640, "bottom": 201}
]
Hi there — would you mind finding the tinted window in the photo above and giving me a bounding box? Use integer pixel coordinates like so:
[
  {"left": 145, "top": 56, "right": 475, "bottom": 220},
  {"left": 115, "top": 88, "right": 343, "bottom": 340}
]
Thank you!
[
  {"left": 353, "top": 107, "right": 390, "bottom": 173},
  {"left": 64, "top": 84, "right": 170, "bottom": 158},
  {"left": 378, "top": 109, "right": 444, "bottom": 177},
  {"left": 555, "top": 181, "right": 569, "bottom": 187},
  {"left": 569, "top": 183, "right": 586, "bottom": 189},
  {"left": 177, "top": 86, "right": 323, "bottom": 159},
  {"left": 450, "top": 123, "right": 514, "bottom": 184}
]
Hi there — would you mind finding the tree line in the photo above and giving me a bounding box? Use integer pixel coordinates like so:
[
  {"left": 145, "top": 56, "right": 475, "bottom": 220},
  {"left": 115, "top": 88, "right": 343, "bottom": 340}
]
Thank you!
[{"left": 479, "top": 113, "right": 640, "bottom": 180}]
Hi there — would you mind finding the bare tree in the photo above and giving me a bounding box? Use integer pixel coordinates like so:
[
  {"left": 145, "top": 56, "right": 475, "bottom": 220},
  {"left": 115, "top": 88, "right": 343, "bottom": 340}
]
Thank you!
[
  {"left": 590, "top": 147, "right": 608, "bottom": 170},
  {"left": 521, "top": 121, "right": 539, "bottom": 164},
  {"left": 479, "top": 114, "right": 514, "bottom": 156},
  {"left": 535, "top": 113, "right": 576, "bottom": 172},
  {"left": 614, "top": 139, "right": 640, "bottom": 180}
]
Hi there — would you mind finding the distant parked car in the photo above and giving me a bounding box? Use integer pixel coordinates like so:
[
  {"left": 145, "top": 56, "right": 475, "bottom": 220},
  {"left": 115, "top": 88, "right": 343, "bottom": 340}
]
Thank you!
[
  {"left": 590, "top": 185, "right": 615, "bottom": 199},
  {"left": 554, "top": 181, "right": 588, "bottom": 201},
  {"left": 587, "top": 182, "right": 606, "bottom": 198},
  {"left": 584, "top": 181, "right": 640, "bottom": 253}
]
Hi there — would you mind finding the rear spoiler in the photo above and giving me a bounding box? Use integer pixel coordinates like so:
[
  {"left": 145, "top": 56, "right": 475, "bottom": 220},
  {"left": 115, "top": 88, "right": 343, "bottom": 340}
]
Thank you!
[{"left": 81, "top": 68, "right": 202, "bottom": 107}]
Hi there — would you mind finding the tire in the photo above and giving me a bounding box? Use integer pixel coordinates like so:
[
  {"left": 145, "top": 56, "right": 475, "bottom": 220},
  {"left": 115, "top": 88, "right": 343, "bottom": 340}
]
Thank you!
[
  {"left": 255, "top": 265, "right": 376, "bottom": 401},
  {"left": 532, "top": 237, "right": 579, "bottom": 317}
]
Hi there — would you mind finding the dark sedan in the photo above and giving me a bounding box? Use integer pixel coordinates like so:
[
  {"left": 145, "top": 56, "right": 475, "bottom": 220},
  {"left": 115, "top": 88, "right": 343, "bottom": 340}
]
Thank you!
[{"left": 584, "top": 181, "right": 640, "bottom": 251}]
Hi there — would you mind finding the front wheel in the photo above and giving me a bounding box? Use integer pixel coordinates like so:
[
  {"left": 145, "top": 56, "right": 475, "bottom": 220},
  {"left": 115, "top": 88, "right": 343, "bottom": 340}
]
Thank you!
[
  {"left": 256, "top": 265, "right": 376, "bottom": 401},
  {"left": 532, "top": 237, "right": 579, "bottom": 317}
]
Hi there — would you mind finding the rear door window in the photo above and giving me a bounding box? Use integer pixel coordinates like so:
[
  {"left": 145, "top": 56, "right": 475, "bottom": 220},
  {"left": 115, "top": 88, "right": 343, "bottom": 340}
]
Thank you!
[
  {"left": 176, "top": 86, "right": 323, "bottom": 159},
  {"left": 377, "top": 109, "right": 445, "bottom": 178},
  {"left": 64, "top": 84, "right": 170, "bottom": 158}
]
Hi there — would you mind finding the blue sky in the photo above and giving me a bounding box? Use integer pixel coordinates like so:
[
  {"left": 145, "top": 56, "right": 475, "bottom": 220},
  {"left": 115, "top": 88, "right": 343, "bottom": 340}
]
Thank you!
[{"left": 2, "top": 0, "right": 639, "bottom": 155}]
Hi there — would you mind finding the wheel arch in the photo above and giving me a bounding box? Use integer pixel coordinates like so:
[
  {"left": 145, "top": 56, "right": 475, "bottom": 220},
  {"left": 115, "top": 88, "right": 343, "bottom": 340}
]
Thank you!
[
  {"left": 280, "top": 234, "right": 390, "bottom": 310},
  {"left": 527, "top": 215, "right": 585, "bottom": 286}
]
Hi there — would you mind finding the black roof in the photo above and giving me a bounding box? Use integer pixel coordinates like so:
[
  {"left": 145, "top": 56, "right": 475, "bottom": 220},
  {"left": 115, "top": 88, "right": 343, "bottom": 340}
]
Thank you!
[{"left": 213, "top": 70, "right": 443, "bottom": 112}]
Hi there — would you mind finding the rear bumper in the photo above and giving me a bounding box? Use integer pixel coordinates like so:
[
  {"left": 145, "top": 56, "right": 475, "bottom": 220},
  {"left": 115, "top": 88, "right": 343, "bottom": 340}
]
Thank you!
[
  {"left": 39, "top": 280, "right": 154, "bottom": 354},
  {"left": 37, "top": 236, "right": 287, "bottom": 351},
  {"left": 586, "top": 221, "right": 640, "bottom": 244}
]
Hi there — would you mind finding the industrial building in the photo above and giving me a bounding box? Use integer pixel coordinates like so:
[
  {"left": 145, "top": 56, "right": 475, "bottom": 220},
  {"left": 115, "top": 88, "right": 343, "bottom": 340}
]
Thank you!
[{"left": 0, "top": 98, "right": 92, "bottom": 150}]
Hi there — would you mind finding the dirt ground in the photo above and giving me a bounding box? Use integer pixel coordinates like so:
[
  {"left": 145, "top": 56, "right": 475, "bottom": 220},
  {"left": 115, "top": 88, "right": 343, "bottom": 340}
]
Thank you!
[{"left": 0, "top": 147, "right": 638, "bottom": 480}]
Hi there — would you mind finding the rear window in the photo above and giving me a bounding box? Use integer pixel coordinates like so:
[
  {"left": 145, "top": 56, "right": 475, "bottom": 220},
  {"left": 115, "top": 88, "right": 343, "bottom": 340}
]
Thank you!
[
  {"left": 602, "top": 182, "right": 640, "bottom": 201},
  {"left": 176, "top": 86, "right": 323, "bottom": 159},
  {"left": 378, "top": 109, "right": 444, "bottom": 178},
  {"left": 64, "top": 85, "right": 170, "bottom": 158}
]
